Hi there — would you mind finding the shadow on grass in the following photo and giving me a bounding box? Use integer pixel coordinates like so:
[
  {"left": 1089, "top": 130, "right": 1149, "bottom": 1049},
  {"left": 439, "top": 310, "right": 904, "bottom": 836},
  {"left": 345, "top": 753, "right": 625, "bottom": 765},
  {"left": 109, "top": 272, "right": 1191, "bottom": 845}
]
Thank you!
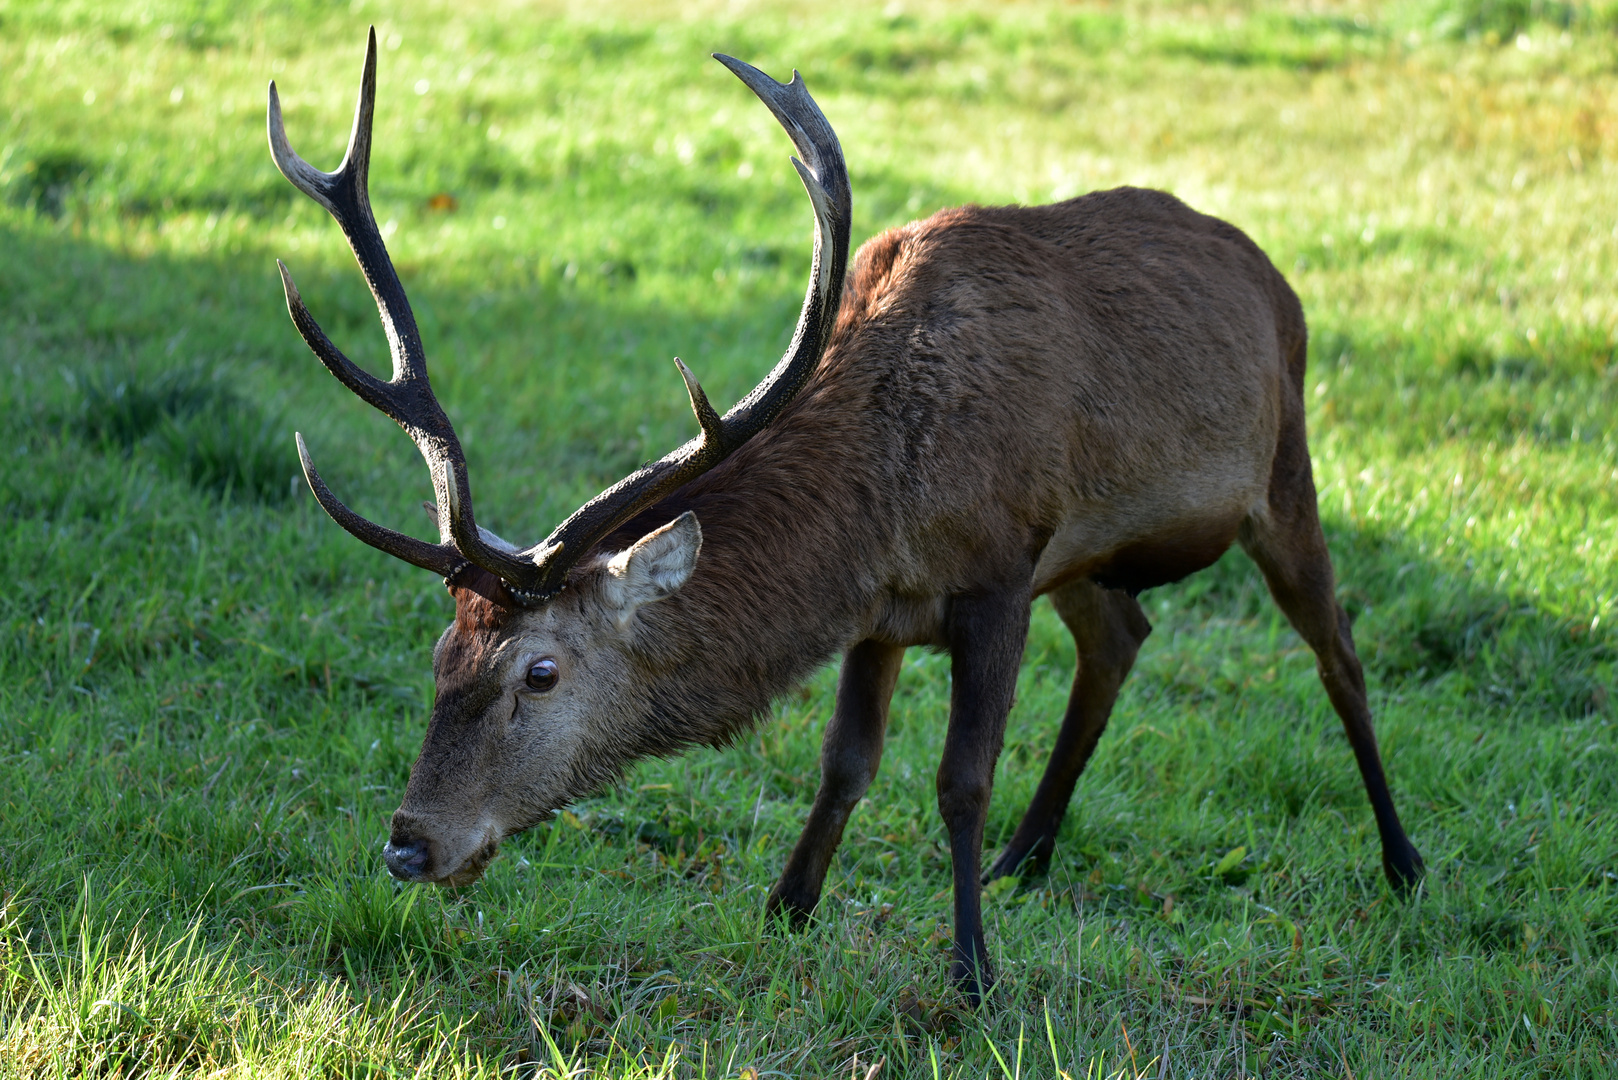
[
  {"left": 1167, "top": 523, "right": 1616, "bottom": 722},
  {"left": 0, "top": 225, "right": 821, "bottom": 636}
]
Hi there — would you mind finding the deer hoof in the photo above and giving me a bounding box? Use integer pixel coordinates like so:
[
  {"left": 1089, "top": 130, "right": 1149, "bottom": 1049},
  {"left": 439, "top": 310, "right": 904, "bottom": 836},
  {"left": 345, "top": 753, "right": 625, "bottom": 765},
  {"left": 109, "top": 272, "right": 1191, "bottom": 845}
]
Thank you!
[
  {"left": 949, "top": 956, "right": 997, "bottom": 1009},
  {"left": 764, "top": 886, "right": 817, "bottom": 929},
  {"left": 1385, "top": 844, "right": 1426, "bottom": 897},
  {"left": 981, "top": 835, "right": 1055, "bottom": 884}
]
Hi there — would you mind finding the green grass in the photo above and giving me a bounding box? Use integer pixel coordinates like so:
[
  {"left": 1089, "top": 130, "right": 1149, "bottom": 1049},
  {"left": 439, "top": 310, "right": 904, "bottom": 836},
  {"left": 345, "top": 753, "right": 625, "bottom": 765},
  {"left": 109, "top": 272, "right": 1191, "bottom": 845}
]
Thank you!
[{"left": 1, "top": 0, "right": 1616, "bottom": 1075}]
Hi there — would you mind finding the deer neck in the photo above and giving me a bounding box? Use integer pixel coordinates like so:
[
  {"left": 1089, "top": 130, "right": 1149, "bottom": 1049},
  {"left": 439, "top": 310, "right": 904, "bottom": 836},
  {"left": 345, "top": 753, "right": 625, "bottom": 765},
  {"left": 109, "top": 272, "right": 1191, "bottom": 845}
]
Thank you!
[{"left": 613, "top": 406, "right": 899, "bottom": 750}]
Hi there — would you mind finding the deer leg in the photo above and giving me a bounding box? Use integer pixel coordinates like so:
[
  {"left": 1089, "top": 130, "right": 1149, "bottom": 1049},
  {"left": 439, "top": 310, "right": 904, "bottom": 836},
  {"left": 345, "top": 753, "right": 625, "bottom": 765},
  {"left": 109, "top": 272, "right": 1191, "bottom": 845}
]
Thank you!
[
  {"left": 939, "top": 580, "right": 1032, "bottom": 1006},
  {"left": 984, "top": 580, "right": 1151, "bottom": 883},
  {"left": 766, "top": 638, "right": 905, "bottom": 925},
  {"left": 1240, "top": 431, "right": 1424, "bottom": 893}
]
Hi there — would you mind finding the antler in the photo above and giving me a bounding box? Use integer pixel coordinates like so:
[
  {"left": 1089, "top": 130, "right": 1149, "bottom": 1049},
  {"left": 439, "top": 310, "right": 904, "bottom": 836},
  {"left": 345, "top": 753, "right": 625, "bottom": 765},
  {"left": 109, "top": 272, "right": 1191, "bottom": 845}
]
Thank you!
[
  {"left": 269, "top": 27, "right": 539, "bottom": 586},
  {"left": 272, "top": 33, "right": 851, "bottom": 606},
  {"left": 511, "top": 55, "right": 852, "bottom": 601}
]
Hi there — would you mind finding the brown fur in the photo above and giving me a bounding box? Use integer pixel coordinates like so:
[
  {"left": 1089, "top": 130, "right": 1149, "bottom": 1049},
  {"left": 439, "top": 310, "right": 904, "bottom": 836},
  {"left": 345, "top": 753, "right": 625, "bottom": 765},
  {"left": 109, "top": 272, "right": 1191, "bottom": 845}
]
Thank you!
[
  {"left": 591, "top": 189, "right": 1290, "bottom": 727},
  {"left": 448, "top": 567, "right": 518, "bottom": 632},
  {"left": 385, "top": 187, "right": 1423, "bottom": 1004}
]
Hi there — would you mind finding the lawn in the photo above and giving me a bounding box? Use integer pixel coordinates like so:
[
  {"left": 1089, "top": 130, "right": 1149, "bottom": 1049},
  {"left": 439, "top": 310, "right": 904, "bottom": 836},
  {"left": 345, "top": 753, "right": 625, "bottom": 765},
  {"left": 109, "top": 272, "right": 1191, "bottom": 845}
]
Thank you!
[{"left": 1, "top": 0, "right": 1615, "bottom": 1075}]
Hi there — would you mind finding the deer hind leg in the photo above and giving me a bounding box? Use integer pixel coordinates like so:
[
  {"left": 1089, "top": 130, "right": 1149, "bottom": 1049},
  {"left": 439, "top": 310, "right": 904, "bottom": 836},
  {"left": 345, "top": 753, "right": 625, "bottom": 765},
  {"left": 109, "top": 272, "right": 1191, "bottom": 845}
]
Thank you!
[
  {"left": 1239, "top": 426, "right": 1424, "bottom": 893},
  {"left": 983, "top": 580, "right": 1151, "bottom": 883},
  {"left": 766, "top": 638, "right": 905, "bottom": 925},
  {"left": 937, "top": 578, "right": 1033, "bottom": 1006}
]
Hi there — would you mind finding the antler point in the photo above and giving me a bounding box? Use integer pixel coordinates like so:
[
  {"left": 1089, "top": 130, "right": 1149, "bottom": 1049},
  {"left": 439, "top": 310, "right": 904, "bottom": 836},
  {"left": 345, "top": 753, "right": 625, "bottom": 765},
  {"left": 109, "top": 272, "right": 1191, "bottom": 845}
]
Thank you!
[{"left": 276, "top": 261, "right": 303, "bottom": 303}]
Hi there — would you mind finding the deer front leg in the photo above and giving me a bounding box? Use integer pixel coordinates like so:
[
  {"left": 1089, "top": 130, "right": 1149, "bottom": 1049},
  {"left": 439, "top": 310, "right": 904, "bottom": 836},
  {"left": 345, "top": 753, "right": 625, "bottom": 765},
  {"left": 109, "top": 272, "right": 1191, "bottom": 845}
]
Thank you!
[
  {"left": 939, "top": 581, "right": 1031, "bottom": 1006},
  {"left": 767, "top": 639, "right": 905, "bottom": 924}
]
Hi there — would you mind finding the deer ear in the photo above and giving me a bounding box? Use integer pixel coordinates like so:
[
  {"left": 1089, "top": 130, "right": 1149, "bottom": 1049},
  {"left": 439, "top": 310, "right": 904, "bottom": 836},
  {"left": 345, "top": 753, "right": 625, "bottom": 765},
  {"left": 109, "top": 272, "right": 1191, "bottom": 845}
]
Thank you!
[{"left": 601, "top": 511, "right": 702, "bottom": 627}]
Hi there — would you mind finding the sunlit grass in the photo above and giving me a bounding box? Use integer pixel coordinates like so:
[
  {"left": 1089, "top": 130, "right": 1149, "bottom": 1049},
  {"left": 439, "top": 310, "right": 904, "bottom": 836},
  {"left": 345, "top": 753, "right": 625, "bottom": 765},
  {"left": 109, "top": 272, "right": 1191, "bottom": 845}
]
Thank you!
[{"left": 1, "top": 0, "right": 1615, "bottom": 1075}]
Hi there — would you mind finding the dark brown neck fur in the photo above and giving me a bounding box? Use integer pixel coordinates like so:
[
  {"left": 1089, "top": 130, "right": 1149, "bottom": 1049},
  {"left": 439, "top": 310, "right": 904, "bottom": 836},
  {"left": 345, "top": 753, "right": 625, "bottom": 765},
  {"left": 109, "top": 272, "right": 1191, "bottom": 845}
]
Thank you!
[
  {"left": 448, "top": 566, "right": 518, "bottom": 633},
  {"left": 584, "top": 229, "right": 929, "bottom": 755}
]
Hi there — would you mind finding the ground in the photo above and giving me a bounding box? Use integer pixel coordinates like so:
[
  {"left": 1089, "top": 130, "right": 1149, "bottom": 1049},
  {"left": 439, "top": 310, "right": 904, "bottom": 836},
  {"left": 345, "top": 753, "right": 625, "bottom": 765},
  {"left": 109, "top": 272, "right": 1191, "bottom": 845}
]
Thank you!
[{"left": 0, "top": 0, "right": 1615, "bottom": 1076}]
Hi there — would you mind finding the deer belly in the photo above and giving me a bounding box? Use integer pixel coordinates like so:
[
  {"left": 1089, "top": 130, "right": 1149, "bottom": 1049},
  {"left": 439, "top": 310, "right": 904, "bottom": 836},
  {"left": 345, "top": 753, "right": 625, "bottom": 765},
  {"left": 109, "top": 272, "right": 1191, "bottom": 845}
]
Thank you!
[
  {"left": 1033, "top": 498, "right": 1256, "bottom": 597},
  {"left": 1085, "top": 514, "right": 1245, "bottom": 593}
]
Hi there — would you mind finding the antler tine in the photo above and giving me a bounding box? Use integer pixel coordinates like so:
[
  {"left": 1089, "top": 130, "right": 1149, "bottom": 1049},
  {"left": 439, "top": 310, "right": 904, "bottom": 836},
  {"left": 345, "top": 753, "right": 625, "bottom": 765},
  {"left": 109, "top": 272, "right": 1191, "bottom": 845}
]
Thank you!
[
  {"left": 506, "top": 57, "right": 853, "bottom": 603},
  {"left": 276, "top": 261, "right": 396, "bottom": 411},
  {"left": 268, "top": 26, "right": 424, "bottom": 385},
  {"left": 675, "top": 358, "right": 725, "bottom": 444},
  {"left": 296, "top": 435, "right": 466, "bottom": 576},
  {"left": 270, "top": 30, "right": 542, "bottom": 591},
  {"left": 708, "top": 55, "right": 851, "bottom": 441}
]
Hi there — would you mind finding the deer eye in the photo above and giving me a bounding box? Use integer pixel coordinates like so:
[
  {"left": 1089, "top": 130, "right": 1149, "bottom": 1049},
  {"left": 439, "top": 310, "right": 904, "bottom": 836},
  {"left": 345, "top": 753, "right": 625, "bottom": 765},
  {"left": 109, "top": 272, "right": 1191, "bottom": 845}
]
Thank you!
[{"left": 525, "top": 658, "right": 559, "bottom": 692}]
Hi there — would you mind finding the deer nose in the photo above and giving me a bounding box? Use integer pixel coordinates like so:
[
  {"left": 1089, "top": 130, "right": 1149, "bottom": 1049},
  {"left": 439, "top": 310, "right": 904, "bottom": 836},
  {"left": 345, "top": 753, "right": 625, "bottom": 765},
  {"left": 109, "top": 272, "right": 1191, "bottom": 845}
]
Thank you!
[{"left": 382, "top": 840, "right": 430, "bottom": 880}]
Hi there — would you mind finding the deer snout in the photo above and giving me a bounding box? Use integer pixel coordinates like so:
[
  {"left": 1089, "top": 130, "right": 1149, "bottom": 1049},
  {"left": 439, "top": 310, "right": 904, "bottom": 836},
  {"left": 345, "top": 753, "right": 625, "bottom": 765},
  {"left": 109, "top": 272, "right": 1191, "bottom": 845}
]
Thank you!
[
  {"left": 385, "top": 810, "right": 502, "bottom": 886},
  {"left": 384, "top": 810, "right": 445, "bottom": 880},
  {"left": 382, "top": 838, "right": 431, "bottom": 881}
]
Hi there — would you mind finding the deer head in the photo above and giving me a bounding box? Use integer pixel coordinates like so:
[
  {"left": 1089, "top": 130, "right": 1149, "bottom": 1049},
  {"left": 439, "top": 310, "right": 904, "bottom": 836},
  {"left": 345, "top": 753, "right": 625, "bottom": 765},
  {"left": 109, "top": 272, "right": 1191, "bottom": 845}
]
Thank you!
[{"left": 267, "top": 30, "right": 849, "bottom": 885}]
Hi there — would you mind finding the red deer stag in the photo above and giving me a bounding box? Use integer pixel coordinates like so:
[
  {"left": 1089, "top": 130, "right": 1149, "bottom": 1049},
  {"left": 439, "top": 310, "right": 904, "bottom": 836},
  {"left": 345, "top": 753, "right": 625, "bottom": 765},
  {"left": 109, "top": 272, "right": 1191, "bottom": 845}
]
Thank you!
[{"left": 268, "top": 31, "right": 1423, "bottom": 1003}]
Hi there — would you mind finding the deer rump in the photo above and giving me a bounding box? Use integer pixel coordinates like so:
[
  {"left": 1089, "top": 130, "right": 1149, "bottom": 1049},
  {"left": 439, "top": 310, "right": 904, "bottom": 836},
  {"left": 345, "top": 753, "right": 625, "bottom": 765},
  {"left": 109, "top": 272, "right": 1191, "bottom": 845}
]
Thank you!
[{"left": 270, "top": 36, "right": 1422, "bottom": 1008}]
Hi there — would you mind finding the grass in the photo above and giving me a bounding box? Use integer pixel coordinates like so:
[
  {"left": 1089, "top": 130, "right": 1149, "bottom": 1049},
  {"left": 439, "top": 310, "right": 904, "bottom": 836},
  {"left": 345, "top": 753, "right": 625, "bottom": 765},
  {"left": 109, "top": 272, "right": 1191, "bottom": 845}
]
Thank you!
[{"left": 1, "top": 0, "right": 1615, "bottom": 1075}]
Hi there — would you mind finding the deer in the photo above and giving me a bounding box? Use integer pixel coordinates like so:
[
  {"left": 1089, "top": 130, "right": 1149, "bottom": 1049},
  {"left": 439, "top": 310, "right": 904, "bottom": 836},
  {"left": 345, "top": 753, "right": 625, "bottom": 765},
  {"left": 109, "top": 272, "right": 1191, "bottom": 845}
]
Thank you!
[{"left": 267, "top": 31, "right": 1424, "bottom": 1004}]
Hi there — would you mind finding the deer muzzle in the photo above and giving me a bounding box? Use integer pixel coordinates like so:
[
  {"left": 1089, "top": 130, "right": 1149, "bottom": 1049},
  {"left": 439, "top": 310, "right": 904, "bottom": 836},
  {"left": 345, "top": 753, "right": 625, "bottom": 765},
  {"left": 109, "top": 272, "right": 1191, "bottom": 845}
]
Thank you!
[{"left": 384, "top": 812, "right": 502, "bottom": 887}]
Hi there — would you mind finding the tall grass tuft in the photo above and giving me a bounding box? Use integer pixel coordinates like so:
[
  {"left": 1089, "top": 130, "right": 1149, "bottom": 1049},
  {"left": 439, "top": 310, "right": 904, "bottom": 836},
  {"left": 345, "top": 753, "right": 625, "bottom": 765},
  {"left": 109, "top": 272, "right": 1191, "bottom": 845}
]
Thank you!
[
  {"left": 67, "top": 365, "right": 300, "bottom": 504},
  {"left": 0, "top": 889, "right": 485, "bottom": 1078},
  {"left": 0, "top": 148, "right": 96, "bottom": 219}
]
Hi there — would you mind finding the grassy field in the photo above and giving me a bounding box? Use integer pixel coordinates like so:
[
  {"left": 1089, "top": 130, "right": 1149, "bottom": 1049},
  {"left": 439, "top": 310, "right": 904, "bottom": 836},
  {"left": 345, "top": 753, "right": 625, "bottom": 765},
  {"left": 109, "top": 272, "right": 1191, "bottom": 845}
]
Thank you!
[{"left": 1, "top": 0, "right": 1616, "bottom": 1075}]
